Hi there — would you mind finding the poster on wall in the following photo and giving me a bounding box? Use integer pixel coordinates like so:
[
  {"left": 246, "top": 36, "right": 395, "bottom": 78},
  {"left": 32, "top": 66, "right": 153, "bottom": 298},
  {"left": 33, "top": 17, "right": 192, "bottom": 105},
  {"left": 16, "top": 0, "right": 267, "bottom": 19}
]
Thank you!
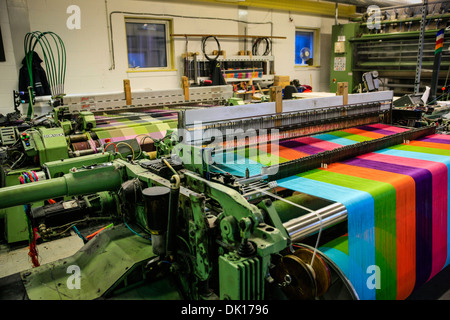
[{"left": 0, "top": 27, "right": 5, "bottom": 62}]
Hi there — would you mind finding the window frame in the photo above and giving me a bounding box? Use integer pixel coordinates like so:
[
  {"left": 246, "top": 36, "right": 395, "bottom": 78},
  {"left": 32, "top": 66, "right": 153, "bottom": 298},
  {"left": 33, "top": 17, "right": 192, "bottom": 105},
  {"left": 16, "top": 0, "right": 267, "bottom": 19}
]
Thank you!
[
  {"left": 124, "top": 17, "right": 175, "bottom": 72},
  {"left": 294, "top": 27, "right": 320, "bottom": 68}
]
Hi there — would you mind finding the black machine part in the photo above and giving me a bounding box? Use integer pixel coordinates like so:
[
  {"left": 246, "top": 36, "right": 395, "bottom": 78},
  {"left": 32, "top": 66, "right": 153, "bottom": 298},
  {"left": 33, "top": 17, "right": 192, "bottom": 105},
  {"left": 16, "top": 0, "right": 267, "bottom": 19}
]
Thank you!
[
  {"left": 31, "top": 198, "right": 88, "bottom": 229},
  {"left": 142, "top": 186, "right": 171, "bottom": 234},
  {"left": 142, "top": 186, "right": 171, "bottom": 256},
  {"left": 140, "top": 158, "right": 184, "bottom": 179},
  {"left": 30, "top": 192, "right": 118, "bottom": 229}
]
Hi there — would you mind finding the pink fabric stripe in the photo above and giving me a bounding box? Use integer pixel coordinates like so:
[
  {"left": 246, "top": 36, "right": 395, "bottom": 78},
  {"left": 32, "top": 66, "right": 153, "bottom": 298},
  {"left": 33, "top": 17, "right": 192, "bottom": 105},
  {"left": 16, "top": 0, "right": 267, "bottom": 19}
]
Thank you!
[
  {"left": 425, "top": 134, "right": 450, "bottom": 141},
  {"left": 294, "top": 136, "right": 343, "bottom": 151},
  {"left": 368, "top": 124, "right": 409, "bottom": 132},
  {"left": 358, "top": 152, "right": 448, "bottom": 279}
]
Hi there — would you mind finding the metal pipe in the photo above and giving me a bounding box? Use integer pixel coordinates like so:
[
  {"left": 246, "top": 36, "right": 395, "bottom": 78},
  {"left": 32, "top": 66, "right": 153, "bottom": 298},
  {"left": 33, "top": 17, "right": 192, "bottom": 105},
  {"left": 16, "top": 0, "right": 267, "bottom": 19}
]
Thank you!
[
  {"left": 166, "top": 175, "right": 180, "bottom": 259},
  {"left": 236, "top": 174, "right": 268, "bottom": 185},
  {"left": 335, "top": 1, "right": 338, "bottom": 25},
  {"left": 283, "top": 202, "right": 348, "bottom": 242},
  {"left": 414, "top": 0, "right": 428, "bottom": 95},
  {"left": 379, "top": 0, "right": 449, "bottom": 10},
  {"left": 0, "top": 163, "right": 123, "bottom": 209}
]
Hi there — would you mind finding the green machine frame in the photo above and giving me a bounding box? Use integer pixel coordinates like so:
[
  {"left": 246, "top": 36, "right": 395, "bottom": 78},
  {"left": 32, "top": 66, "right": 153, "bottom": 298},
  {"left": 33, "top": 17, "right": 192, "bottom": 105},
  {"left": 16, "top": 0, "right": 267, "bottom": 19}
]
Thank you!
[
  {"left": 329, "top": 23, "right": 360, "bottom": 94},
  {"left": 330, "top": 9, "right": 450, "bottom": 96}
]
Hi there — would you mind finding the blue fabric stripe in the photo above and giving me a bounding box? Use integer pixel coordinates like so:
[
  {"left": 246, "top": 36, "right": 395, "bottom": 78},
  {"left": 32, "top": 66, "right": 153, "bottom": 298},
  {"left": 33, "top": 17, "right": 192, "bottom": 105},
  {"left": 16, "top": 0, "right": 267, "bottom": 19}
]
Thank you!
[
  {"left": 277, "top": 175, "right": 376, "bottom": 300},
  {"left": 311, "top": 133, "right": 358, "bottom": 146}
]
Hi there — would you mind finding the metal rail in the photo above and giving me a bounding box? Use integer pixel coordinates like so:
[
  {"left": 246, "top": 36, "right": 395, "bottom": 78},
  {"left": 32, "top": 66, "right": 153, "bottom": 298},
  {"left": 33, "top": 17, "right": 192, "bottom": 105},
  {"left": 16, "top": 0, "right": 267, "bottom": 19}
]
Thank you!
[
  {"left": 414, "top": 0, "right": 428, "bottom": 95},
  {"left": 283, "top": 202, "right": 348, "bottom": 242}
]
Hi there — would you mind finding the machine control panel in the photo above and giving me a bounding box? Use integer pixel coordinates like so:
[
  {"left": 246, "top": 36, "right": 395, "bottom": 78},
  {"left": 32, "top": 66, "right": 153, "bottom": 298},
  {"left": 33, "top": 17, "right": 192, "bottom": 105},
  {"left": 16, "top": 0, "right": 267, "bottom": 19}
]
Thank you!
[
  {"left": 21, "top": 131, "right": 37, "bottom": 156},
  {"left": 333, "top": 57, "right": 346, "bottom": 71}
]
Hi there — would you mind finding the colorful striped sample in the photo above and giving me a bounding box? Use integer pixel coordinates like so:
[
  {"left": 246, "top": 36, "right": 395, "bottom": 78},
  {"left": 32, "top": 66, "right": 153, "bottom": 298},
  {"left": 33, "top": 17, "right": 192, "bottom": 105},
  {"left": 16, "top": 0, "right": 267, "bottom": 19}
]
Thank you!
[
  {"left": 214, "top": 124, "right": 450, "bottom": 299},
  {"left": 92, "top": 111, "right": 178, "bottom": 143},
  {"left": 276, "top": 133, "right": 450, "bottom": 300},
  {"left": 435, "top": 28, "right": 444, "bottom": 54},
  {"left": 215, "top": 123, "right": 408, "bottom": 177}
]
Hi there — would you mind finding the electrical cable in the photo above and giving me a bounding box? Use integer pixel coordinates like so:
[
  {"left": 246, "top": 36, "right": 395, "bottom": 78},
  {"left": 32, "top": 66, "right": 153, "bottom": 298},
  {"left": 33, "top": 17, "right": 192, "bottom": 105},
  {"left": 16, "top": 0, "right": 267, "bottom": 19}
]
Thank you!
[
  {"left": 72, "top": 225, "right": 87, "bottom": 243},
  {"left": 24, "top": 32, "right": 66, "bottom": 97},
  {"left": 116, "top": 141, "right": 135, "bottom": 160},
  {"left": 444, "top": 67, "right": 450, "bottom": 100},
  {"left": 23, "top": 31, "right": 66, "bottom": 119},
  {"left": 201, "top": 36, "right": 221, "bottom": 61},
  {"left": 123, "top": 215, "right": 152, "bottom": 241},
  {"left": 103, "top": 142, "right": 118, "bottom": 154},
  {"left": 128, "top": 134, "right": 154, "bottom": 159},
  {"left": 252, "top": 37, "right": 271, "bottom": 56},
  {"left": 10, "top": 152, "right": 25, "bottom": 169},
  {"left": 19, "top": 174, "right": 40, "bottom": 267}
]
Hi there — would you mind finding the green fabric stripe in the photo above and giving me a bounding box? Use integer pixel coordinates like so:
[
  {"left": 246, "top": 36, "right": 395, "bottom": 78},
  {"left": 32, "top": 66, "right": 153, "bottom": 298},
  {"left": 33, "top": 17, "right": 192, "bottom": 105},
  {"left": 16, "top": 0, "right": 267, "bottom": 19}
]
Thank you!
[
  {"left": 322, "top": 235, "right": 349, "bottom": 255},
  {"left": 297, "top": 169, "right": 397, "bottom": 300},
  {"left": 326, "top": 131, "right": 374, "bottom": 142},
  {"left": 389, "top": 144, "right": 450, "bottom": 156}
]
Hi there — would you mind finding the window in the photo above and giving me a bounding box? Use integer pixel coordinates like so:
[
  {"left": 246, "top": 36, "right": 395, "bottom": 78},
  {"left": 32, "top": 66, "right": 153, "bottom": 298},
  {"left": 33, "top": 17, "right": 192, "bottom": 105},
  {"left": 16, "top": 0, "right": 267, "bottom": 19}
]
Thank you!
[
  {"left": 125, "top": 18, "right": 172, "bottom": 70},
  {"left": 295, "top": 28, "right": 319, "bottom": 66}
]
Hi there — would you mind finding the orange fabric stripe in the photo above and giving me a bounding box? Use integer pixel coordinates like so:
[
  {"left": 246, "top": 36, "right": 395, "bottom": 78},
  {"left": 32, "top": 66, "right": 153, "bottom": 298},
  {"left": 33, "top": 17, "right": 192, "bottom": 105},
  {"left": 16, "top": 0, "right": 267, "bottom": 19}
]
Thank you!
[
  {"left": 320, "top": 163, "right": 416, "bottom": 299},
  {"left": 342, "top": 128, "right": 386, "bottom": 139},
  {"left": 406, "top": 140, "right": 450, "bottom": 150}
]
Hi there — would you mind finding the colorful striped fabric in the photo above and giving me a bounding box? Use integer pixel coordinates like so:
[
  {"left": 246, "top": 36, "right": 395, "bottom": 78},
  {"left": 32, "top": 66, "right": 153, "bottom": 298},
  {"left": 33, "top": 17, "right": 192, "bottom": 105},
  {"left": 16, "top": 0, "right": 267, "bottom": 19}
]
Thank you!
[
  {"left": 276, "top": 131, "right": 450, "bottom": 300},
  {"left": 216, "top": 123, "right": 409, "bottom": 176},
  {"left": 215, "top": 124, "right": 450, "bottom": 299},
  {"left": 92, "top": 110, "right": 178, "bottom": 143},
  {"left": 224, "top": 69, "right": 263, "bottom": 79},
  {"left": 435, "top": 28, "right": 445, "bottom": 54}
]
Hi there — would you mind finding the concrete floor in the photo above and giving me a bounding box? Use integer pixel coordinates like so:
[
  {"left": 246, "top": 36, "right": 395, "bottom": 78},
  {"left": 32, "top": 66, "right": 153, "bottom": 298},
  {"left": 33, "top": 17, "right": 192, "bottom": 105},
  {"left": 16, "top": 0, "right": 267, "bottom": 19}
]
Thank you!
[{"left": 0, "top": 232, "right": 84, "bottom": 279}]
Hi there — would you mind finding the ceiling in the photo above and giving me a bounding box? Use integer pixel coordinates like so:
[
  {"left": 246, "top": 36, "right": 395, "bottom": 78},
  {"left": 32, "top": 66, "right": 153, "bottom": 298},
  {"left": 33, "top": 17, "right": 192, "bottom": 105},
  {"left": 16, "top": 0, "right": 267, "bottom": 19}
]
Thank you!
[{"left": 329, "top": 0, "right": 440, "bottom": 10}]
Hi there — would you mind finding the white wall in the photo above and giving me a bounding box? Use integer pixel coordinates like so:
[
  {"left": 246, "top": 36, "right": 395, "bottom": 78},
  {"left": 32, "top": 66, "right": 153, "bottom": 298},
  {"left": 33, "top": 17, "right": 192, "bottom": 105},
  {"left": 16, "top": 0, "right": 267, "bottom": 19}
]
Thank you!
[
  {"left": 0, "top": 0, "right": 348, "bottom": 115},
  {"left": 0, "top": 0, "right": 19, "bottom": 115}
]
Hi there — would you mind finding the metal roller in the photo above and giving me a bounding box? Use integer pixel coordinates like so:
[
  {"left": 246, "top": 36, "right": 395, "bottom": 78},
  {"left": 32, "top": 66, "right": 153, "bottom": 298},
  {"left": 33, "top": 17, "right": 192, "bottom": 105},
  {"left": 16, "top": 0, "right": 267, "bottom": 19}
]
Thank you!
[
  {"left": 68, "top": 133, "right": 89, "bottom": 143},
  {"left": 282, "top": 202, "right": 348, "bottom": 242}
]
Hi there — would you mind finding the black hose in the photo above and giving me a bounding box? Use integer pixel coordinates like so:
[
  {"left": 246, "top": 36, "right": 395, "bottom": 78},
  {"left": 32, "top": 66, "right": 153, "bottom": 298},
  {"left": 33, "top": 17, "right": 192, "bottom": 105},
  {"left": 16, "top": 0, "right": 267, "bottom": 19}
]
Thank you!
[
  {"left": 201, "top": 36, "right": 221, "bottom": 61},
  {"left": 252, "top": 37, "right": 271, "bottom": 56}
]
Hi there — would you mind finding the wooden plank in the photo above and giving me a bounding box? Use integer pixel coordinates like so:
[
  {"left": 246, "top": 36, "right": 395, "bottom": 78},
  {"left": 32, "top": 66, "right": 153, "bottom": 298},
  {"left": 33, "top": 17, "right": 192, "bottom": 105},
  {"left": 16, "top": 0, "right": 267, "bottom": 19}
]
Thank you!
[
  {"left": 336, "top": 82, "right": 348, "bottom": 105},
  {"left": 270, "top": 86, "right": 283, "bottom": 127},
  {"left": 171, "top": 34, "right": 286, "bottom": 39},
  {"left": 181, "top": 76, "right": 189, "bottom": 101},
  {"left": 270, "top": 86, "right": 283, "bottom": 112},
  {"left": 123, "top": 79, "right": 132, "bottom": 105}
]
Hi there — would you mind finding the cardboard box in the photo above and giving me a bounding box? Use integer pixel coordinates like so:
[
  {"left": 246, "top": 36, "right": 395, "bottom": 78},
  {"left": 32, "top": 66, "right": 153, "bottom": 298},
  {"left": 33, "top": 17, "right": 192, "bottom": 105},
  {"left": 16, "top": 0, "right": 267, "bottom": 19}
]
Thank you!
[
  {"left": 274, "top": 75, "right": 290, "bottom": 89},
  {"left": 274, "top": 76, "right": 289, "bottom": 82},
  {"left": 273, "top": 76, "right": 290, "bottom": 89}
]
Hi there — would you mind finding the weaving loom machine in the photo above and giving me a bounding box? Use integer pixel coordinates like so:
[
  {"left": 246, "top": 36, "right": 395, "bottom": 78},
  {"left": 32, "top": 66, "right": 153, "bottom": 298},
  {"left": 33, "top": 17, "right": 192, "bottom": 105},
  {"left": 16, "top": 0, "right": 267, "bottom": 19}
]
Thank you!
[
  {"left": 0, "top": 85, "right": 232, "bottom": 243},
  {"left": 0, "top": 90, "right": 448, "bottom": 300}
]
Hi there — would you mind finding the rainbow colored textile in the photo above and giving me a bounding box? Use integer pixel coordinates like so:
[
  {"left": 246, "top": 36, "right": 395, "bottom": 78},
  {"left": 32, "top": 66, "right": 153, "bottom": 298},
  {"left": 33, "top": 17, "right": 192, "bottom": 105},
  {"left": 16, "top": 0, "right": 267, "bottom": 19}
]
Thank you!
[
  {"left": 216, "top": 124, "right": 450, "bottom": 299},
  {"left": 92, "top": 110, "right": 178, "bottom": 143},
  {"left": 216, "top": 123, "right": 409, "bottom": 176}
]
